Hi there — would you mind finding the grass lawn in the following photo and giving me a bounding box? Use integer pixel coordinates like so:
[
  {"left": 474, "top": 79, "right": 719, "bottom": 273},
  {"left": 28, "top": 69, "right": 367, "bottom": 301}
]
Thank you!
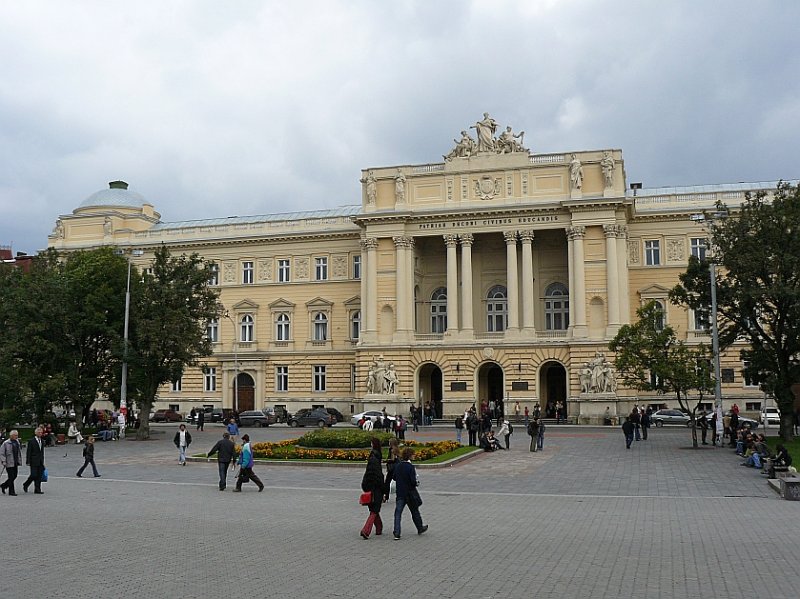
[{"left": 765, "top": 435, "right": 800, "bottom": 458}]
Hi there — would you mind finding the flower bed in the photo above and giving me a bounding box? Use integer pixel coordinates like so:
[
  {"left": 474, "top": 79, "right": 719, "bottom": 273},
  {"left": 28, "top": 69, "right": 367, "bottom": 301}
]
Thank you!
[{"left": 248, "top": 436, "right": 462, "bottom": 462}]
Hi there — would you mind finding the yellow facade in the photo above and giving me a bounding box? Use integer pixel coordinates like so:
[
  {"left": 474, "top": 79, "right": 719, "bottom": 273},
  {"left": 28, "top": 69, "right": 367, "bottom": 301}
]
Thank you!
[{"left": 50, "top": 130, "right": 772, "bottom": 422}]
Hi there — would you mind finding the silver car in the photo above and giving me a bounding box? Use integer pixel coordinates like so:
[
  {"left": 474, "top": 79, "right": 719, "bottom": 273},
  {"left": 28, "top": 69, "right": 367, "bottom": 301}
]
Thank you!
[{"left": 651, "top": 409, "right": 690, "bottom": 427}]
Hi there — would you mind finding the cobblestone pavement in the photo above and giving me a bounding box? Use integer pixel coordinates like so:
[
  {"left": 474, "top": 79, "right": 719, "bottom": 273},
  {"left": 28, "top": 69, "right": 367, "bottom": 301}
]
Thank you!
[{"left": 1, "top": 424, "right": 796, "bottom": 598}]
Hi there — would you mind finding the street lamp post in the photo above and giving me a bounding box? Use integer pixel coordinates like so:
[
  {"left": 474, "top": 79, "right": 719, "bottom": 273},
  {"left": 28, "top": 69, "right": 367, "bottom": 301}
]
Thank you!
[
  {"left": 116, "top": 249, "right": 143, "bottom": 421},
  {"left": 223, "top": 311, "right": 239, "bottom": 413}
]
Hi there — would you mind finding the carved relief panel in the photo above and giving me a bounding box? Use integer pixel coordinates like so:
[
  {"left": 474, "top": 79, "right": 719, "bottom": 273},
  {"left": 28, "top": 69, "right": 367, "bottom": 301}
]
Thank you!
[
  {"left": 258, "top": 259, "right": 273, "bottom": 282},
  {"left": 627, "top": 240, "right": 640, "bottom": 265},
  {"left": 332, "top": 254, "right": 348, "bottom": 279},
  {"left": 295, "top": 257, "right": 309, "bottom": 281},
  {"left": 666, "top": 238, "right": 685, "bottom": 263}
]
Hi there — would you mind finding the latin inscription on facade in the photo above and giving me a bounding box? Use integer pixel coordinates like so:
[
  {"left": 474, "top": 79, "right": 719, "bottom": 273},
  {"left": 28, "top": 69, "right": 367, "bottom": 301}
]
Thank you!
[{"left": 417, "top": 214, "right": 562, "bottom": 230}]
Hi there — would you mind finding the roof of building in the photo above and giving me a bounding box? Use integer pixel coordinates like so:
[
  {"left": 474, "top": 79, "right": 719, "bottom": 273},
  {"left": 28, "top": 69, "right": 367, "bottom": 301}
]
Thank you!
[
  {"left": 150, "top": 205, "right": 363, "bottom": 231},
  {"left": 78, "top": 181, "right": 148, "bottom": 210},
  {"left": 628, "top": 180, "right": 798, "bottom": 198}
]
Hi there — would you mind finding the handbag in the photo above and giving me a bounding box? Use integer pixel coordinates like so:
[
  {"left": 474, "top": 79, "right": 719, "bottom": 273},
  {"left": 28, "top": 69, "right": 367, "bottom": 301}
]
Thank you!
[
  {"left": 359, "top": 491, "right": 373, "bottom": 505},
  {"left": 41, "top": 467, "right": 48, "bottom": 483}
]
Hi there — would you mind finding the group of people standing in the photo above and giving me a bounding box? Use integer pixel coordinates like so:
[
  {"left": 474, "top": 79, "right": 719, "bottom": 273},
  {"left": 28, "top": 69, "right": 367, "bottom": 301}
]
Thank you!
[{"left": 621, "top": 406, "right": 652, "bottom": 448}]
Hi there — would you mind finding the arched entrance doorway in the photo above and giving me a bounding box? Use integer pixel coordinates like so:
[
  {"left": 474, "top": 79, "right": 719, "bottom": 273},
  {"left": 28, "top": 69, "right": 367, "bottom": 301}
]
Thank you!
[
  {"left": 539, "top": 362, "right": 567, "bottom": 419},
  {"left": 417, "top": 363, "right": 443, "bottom": 419},
  {"left": 235, "top": 372, "right": 255, "bottom": 412},
  {"left": 477, "top": 362, "right": 504, "bottom": 409}
]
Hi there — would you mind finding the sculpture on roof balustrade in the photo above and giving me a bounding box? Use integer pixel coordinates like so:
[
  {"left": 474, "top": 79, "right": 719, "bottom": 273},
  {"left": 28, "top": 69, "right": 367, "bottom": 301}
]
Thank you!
[{"left": 444, "top": 112, "right": 528, "bottom": 161}]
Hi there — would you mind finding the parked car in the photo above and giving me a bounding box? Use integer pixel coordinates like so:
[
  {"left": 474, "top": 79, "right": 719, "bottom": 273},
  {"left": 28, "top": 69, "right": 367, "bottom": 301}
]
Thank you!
[
  {"left": 288, "top": 408, "right": 333, "bottom": 428},
  {"left": 760, "top": 407, "right": 781, "bottom": 425},
  {"left": 150, "top": 409, "right": 183, "bottom": 423},
  {"left": 350, "top": 410, "right": 396, "bottom": 427},
  {"left": 272, "top": 406, "right": 290, "bottom": 423},
  {"left": 324, "top": 407, "right": 345, "bottom": 424},
  {"left": 651, "top": 409, "right": 691, "bottom": 427},
  {"left": 238, "top": 409, "right": 277, "bottom": 427},
  {"left": 186, "top": 407, "right": 225, "bottom": 423}
]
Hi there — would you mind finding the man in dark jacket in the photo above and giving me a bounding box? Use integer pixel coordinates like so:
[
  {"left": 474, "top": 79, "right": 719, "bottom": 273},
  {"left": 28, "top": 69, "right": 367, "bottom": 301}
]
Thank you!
[
  {"left": 392, "top": 447, "right": 427, "bottom": 540},
  {"left": 622, "top": 417, "right": 635, "bottom": 449},
  {"left": 207, "top": 432, "right": 236, "bottom": 491},
  {"left": 0, "top": 430, "right": 22, "bottom": 495},
  {"left": 196, "top": 409, "right": 205, "bottom": 432},
  {"left": 23, "top": 427, "right": 46, "bottom": 494},
  {"left": 466, "top": 412, "right": 478, "bottom": 446}
]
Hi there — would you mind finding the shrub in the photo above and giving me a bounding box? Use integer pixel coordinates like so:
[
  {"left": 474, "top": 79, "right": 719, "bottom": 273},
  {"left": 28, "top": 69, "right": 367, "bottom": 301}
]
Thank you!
[
  {"left": 248, "top": 437, "right": 462, "bottom": 462},
  {"left": 296, "top": 429, "right": 394, "bottom": 448}
]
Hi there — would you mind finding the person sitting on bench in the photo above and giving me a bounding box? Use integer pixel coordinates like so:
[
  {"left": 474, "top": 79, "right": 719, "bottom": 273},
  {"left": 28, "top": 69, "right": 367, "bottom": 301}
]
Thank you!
[
  {"left": 67, "top": 421, "right": 84, "bottom": 444},
  {"left": 96, "top": 421, "right": 116, "bottom": 442},
  {"left": 767, "top": 444, "right": 792, "bottom": 478}
]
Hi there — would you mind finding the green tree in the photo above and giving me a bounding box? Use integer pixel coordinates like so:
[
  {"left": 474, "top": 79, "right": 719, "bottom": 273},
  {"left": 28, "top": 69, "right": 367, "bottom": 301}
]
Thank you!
[
  {"left": 670, "top": 182, "right": 800, "bottom": 440},
  {"left": 609, "top": 301, "right": 714, "bottom": 448},
  {"left": 126, "top": 246, "right": 220, "bottom": 440}
]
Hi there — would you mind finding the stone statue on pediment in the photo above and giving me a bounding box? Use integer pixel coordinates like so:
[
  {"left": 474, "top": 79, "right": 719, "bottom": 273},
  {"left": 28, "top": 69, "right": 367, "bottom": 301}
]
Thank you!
[
  {"left": 471, "top": 112, "right": 499, "bottom": 152},
  {"left": 53, "top": 219, "right": 64, "bottom": 239},
  {"left": 444, "top": 130, "right": 477, "bottom": 161},
  {"left": 394, "top": 169, "right": 406, "bottom": 203},
  {"left": 497, "top": 126, "right": 526, "bottom": 154},
  {"left": 601, "top": 151, "right": 615, "bottom": 188},
  {"left": 569, "top": 154, "right": 584, "bottom": 191},
  {"left": 361, "top": 170, "right": 377, "bottom": 204}
]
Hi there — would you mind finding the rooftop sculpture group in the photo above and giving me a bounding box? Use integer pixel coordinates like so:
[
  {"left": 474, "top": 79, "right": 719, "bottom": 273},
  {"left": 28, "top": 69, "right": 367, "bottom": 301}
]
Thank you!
[{"left": 444, "top": 112, "right": 527, "bottom": 161}]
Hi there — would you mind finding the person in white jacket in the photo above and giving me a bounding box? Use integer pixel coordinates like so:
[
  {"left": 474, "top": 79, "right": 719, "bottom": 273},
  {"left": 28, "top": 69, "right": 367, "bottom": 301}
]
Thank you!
[{"left": 67, "top": 422, "right": 84, "bottom": 444}]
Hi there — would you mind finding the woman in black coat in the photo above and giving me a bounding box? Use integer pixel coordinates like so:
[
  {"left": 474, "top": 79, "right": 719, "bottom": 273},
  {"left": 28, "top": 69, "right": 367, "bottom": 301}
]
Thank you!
[{"left": 360, "top": 437, "right": 385, "bottom": 539}]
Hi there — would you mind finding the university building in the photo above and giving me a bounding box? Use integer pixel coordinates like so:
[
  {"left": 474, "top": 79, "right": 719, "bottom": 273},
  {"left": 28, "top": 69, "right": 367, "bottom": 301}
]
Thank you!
[{"left": 49, "top": 114, "right": 772, "bottom": 422}]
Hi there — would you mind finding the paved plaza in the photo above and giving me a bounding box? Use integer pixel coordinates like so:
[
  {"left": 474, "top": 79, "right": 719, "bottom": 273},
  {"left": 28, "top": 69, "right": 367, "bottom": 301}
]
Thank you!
[{"left": 1, "top": 423, "right": 797, "bottom": 598}]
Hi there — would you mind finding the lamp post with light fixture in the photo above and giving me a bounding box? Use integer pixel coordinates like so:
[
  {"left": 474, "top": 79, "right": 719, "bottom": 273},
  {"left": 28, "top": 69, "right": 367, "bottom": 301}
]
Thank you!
[{"left": 115, "top": 248, "right": 144, "bottom": 422}]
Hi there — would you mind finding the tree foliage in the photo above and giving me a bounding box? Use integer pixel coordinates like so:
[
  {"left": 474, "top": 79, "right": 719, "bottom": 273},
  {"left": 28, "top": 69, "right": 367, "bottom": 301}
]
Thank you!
[
  {"left": 609, "top": 301, "right": 714, "bottom": 447},
  {"left": 670, "top": 182, "right": 800, "bottom": 440}
]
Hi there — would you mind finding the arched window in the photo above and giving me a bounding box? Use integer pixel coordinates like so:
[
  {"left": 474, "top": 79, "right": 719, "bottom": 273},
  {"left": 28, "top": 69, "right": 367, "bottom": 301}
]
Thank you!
[
  {"left": 275, "top": 313, "right": 290, "bottom": 341},
  {"left": 240, "top": 314, "right": 254, "bottom": 342},
  {"left": 486, "top": 285, "right": 508, "bottom": 332},
  {"left": 350, "top": 310, "right": 361, "bottom": 340},
  {"left": 430, "top": 287, "right": 447, "bottom": 334},
  {"left": 544, "top": 283, "right": 569, "bottom": 330},
  {"left": 313, "top": 312, "right": 328, "bottom": 341},
  {"left": 653, "top": 300, "right": 666, "bottom": 331}
]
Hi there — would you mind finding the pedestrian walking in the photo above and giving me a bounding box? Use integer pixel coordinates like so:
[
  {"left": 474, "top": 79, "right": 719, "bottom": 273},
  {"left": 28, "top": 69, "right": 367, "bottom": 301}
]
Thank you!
[
  {"left": 698, "top": 410, "right": 709, "bottom": 445},
  {"left": 527, "top": 419, "right": 539, "bottom": 452},
  {"left": 536, "top": 418, "right": 545, "bottom": 451},
  {"left": 513, "top": 401, "right": 521, "bottom": 422},
  {"left": 233, "top": 434, "right": 264, "bottom": 492},
  {"left": 390, "top": 447, "right": 427, "bottom": 540},
  {"left": 640, "top": 408, "right": 650, "bottom": 441},
  {"left": 1, "top": 430, "right": 22, "bottom": 495},
  {"left": 23, "top": 427, "right": 46, "bottom": 494},
  {"left": 498, "top": 420, "right": 511, "bottom": 449},
  {"left": 359, "top": 437, "right": 385, "bottom": 539},
  {"left": 631, "top": 408, "right": 641, "bottom": 441},
  {"left": 226, "top": 418, "right": 239, "bottom": 444},
  {"left": 76, "top": 436, "right": 101, "bottom": 478},
  {"left": 196, "top": 409, "right": 205, "bottom": 432},
  {"left": 622, "top": 416, "right": 635, "bottom": 449},
  {"left": 455, "top": 415, "right": 464, "bottom": 444},
  {"left": 173, "top": 424, "right": 192, "bottom": 466},
  {"left": 524, "top": 406, "right": 530, "bottom": 427},
  {"left": 384, "top": 437, "right": 400, "bottom": 499},
  {"left": 207, "top": 431, "right": 235, "bottom": 491}
]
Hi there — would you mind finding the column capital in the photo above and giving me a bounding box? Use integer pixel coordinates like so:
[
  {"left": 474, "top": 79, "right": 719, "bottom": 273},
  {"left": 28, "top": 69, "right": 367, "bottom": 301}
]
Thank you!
[
  {"left": 617, "top": 225, "right": 628, "bottom": 239},
  {"left": 602, "top": 224, "right": 619, "bottom": 238},
  {"left": 459, "top": 232, "right": 474, "bottom": 246},
  {"left": 567, "top": 226, "right": 586, "bottom": 240},
  {"left": 363, "top": 237, "right": 379, "bottom": 250},
  {"left": 392, "top": 236, "right": 413, "bottom": 249},
  {"left": 519, "top": 229, "right": 535, "bottom": 243},
  {"left": 443, "top": 233, "right": 459, "bottom": 248},
  {"left": 503, "top": 230, "right": 519, "bottom": 245}
]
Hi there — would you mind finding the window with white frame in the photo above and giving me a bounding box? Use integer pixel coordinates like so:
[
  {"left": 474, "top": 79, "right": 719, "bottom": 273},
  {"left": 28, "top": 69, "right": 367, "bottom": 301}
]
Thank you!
[
  {"left": 313, "top": 312, "right": 328, "bottom": 341},
  {"left": 276, "top": 366, "right": 288, "bottom": 392},
  {"left": 208, "top": 263, "right": 219, "bottom": 286},
  {"left": 486, "top": 285, "right": 508, "bottom": 332},
  {"left": 350, "top": 310, "right": 361, "bottom": 340},
  {"left": 313, "top": 365, "right": 326, "bottom": 392},
  {"left": 690, "top": 238, "right": 707, "bottom": 261},
  {"left": 544, "top": 282, "right": 569, "bottom": 330},
  {"left": 315, "top": 257, "right": 328, "bottom": 281},
  {"left": 430, "top": 287, "right": 447, "bottom": 334},
  {"left": 278, "top": 259, "right": 291, "bottom": 282},
  {"left": 240, "top": 314, "right": 254, "bottom": 342},
  {"left": 352, "top": 255, "right": 361, "bottom": 279},
  {"left": 206, "top": 319, "right": 219, "bottom": 343},
  {"left": 242, "top": 261, "right": 254, "bottom": 284},
  {"left": 171, "top": 377, "right": 182, "bottom": 392},
  {"left": 692, "top": 307, "right": 709, "bottom": 331},
  {"left": 742, "top": 361, "right": 761, "bottom": 388},
  {"left": 653, "top": 300, "right": 666, "bottom": 330},
  {"left": 204, "top": 367, "right": 217, "bottom": 392},
  {"left": 645, "top": 240, "right": 661, "bottom": 266},
  {"left": 275, "top": 313, "right": 290, "bottom": 341}
]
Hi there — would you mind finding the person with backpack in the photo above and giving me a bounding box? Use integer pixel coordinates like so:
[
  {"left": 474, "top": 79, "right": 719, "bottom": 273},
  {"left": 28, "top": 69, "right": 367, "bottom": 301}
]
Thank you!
[
  {"left": 536, "top": 418, "right": 545, "bottom": 451},
  {"left": 527, "top": 419, "right": 539, "bottom": 452},
  {"left": 455, "top": 415, "right": 464, "bottom": 444},
  {"left": 76, "top": 436, "right": 101, "bottom": 478},
  {"left": 467, "top": 411, "right": 479, "bottom": 446}
]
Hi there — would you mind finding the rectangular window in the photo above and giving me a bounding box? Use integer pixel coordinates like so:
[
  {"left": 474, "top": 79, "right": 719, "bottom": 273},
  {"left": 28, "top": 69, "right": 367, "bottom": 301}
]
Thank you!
[
  {"left": 278, "top": 259, "right": 291, "bottom": 282},
  {"left": 276, "top": 366, "right": 289, "bottom": 392},
  {"left": 208, "top": 263, "right": 219, "bottom": 286},
  {"left": 242, "top": 261, "right": 254, "bottom": 284},
  {"left": 645, "top": 240, "right": 661, "bottom": 266},
  {"left": 721, "top": 368, "right": 735, "bottom": 383},
  {"left": 313, "top": 365, "right": 326, "bottom": 392},
  {"left": 742, "top": 361, "right": 761, "bottom": 388},
  {"left": 171, "top": 378, "right": 182, "bottom": 392},
  {"left": 206, "top": 319, "right": 219, "bottom": 343},
  {"left": 352, "top": 255, "right": 361, "bottom": 280},
  {"left": 745, "top": 401, "right": 762, "bottom": 411},
  {"left": 168, "top": 404, "right": 180, "bottom": 412},
  {"left": 204, "top": 367, "right": 217, "bottom": 392},
  {"left": 690, "top": 238, "right": 707, "bottom": 260},
  {"left": 315, "top": 257, "right": 328, "bottom": 281},
  {"left": 350, "top": 364, "right": 356, "bottom": 393},
  {"left": 692, "top": 308, "right": 709, "bottom": 331}
]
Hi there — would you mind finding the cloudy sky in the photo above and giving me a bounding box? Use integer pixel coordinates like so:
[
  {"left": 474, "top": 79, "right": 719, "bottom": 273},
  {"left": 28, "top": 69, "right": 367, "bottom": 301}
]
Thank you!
[{"left": 1, "top": 1, "right": 798, "bottom": 254}]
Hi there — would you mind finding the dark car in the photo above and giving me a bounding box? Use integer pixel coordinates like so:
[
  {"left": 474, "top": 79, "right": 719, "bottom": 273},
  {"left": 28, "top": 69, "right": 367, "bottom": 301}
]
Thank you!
[
  {"left": 288, "top": 408, "right": 333, "bottom": 428},
  {"left": 150, "top": 409, "right": 182, "bottom": 423},
  {"left": 324, "top": 407, "right": 345, "bottom": 424},
  {"left": 238, "top": 410, "right": 278, "bottom": 428}
]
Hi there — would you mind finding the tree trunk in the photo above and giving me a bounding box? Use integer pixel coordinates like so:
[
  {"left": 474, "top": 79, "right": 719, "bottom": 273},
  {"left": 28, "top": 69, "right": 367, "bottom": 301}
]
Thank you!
[
  {"left": 136, "top": 399, "right": 153, "bottom": 440},
  {"left": 689, "top": 409, "right": 698, "bottom": 448},
  {"left": 780, "top": 413, "right": 794, "bottom": 442}
]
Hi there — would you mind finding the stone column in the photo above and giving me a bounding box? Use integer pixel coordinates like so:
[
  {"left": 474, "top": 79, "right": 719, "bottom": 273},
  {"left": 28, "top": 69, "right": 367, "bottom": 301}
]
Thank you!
[
  {"left": 504, "top": 231, "right": 520, "bottom": 332},
  {"left": 616, "top": 226, "right": 630, "bottom": 324},
  {"left": 364, "top": 237, "right": 379, "bottom": 343},
  {"left": 359, "top": 238, "right": 367, "bottom": 342},
  {"left": 519, "top": 230, "right": 535, "bottom": 333},
  {"left": 568, "top": 226, "right": 587, "bottom": 337},
  {"left": 460, "top": 233, "right": 474, "bottom": 336},
  {"left": 567, "top": 231, "right": 575, "bottom": 335},
  {"left": 604, "top": 225, "right": 620, "bottom": 335},
  {"left": 406, "top": 237, "right": 416, "bottom": 333},
  {"left": 444, "top": 234, "right": 459, "bottom": 334},
  {"left": 393, "top": 236, "right": 409, "bottom": 341}
]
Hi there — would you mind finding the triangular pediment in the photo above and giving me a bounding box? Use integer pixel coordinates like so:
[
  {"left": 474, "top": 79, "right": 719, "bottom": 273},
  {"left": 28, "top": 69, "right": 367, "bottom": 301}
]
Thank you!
[
  {"left": 343, "top": 295, "right": 361, "bottom": 307},
  {"left": 233, "top": 299, "right": 259, "bottom": 310},
  {"left": 306, "top": 296, "right": 333, "bottom": 308},
  {"left": 268, "top": 298, "right": 295, "bottom": 310},
  {"left": 639, "top": 284, "right": 670, "bottom": 296}
]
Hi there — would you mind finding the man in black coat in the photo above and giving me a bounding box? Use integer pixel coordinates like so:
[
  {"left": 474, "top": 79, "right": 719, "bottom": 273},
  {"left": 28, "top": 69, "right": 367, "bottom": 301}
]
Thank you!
[
  {"left": 23, "top": 427, "right": 46, "bottom": 494},
  {"left": 196, "top": 409, "right": 205, "bottom": 432},
  {"left": 207, "top": 432, "right": 236, "bottom": 491}
]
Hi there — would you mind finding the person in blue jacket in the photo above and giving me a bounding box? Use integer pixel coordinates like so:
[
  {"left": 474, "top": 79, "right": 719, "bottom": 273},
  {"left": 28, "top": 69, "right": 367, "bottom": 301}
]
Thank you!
[
  {"left": 391, "top": 447, "right": 428, "bottom": 540},
  {"left": 233, "top": 434, "right": 263, "bottom": 492}
]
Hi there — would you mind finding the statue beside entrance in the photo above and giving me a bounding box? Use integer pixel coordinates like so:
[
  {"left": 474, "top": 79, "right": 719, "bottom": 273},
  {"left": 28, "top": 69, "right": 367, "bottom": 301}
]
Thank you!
[{"left": 365, "top": 355, "right": 399, "bottom": 396}]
